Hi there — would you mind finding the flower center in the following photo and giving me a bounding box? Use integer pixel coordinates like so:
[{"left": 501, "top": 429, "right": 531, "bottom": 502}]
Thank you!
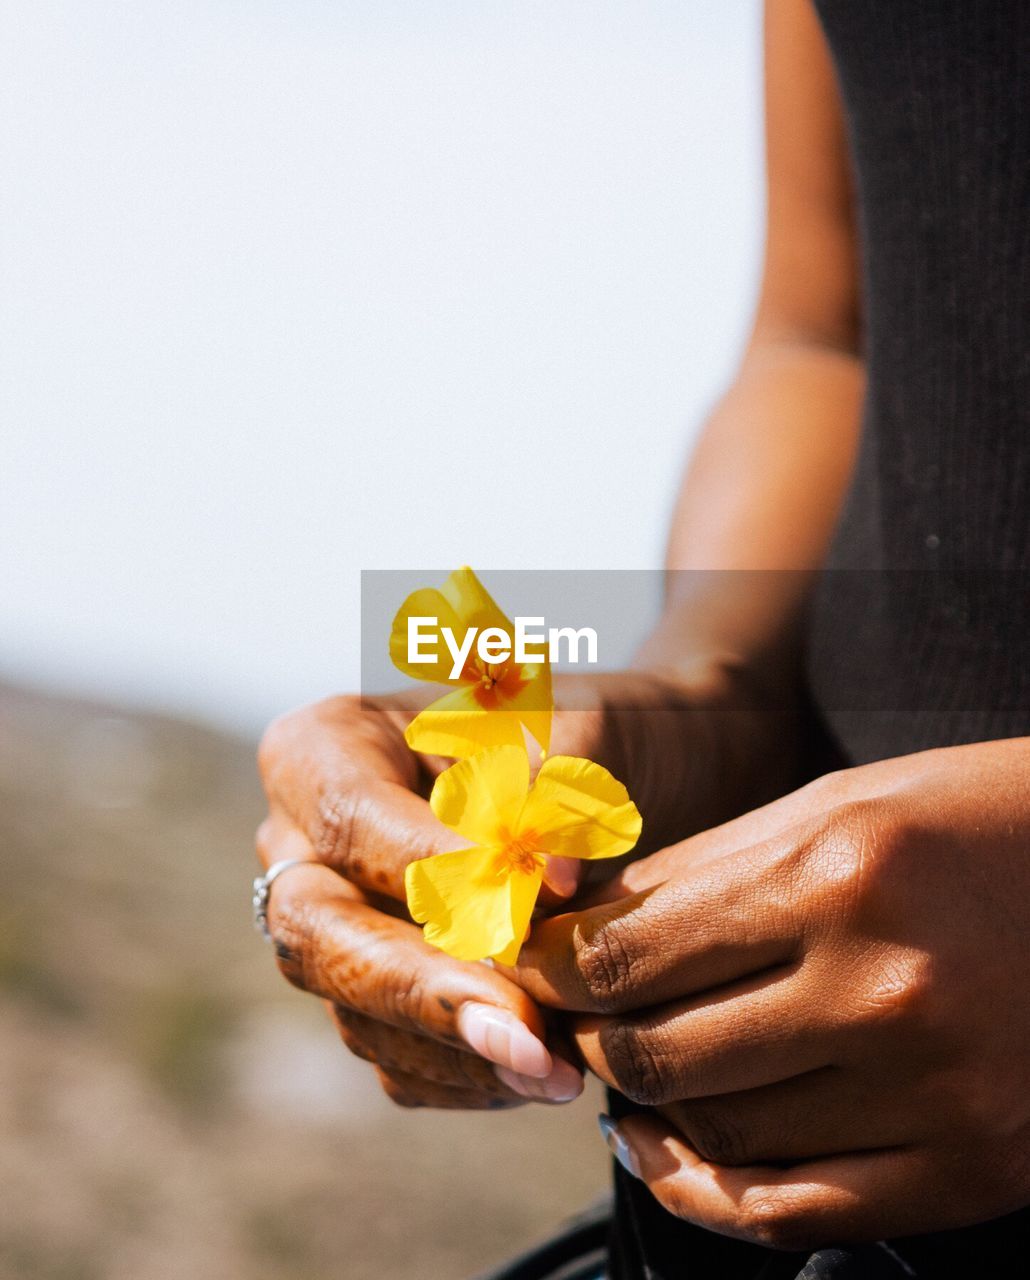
[
  {"left": 467, "top": 655, "right": 530, "bottom": 709},
  {"left": 471, "top": 655, "right": 510, "bottom": 688},
  {"left": 496, "top": 828, "right": 545, "bottom": 876}
]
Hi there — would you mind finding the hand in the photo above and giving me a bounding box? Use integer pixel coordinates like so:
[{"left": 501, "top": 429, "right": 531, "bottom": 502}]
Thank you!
[
  {"left": 513, "top": 738, "right": 1030, "bottom": 1248},
  {"left": 254, "top": 666, "right": 764, "bottom": 1111},
  {"left": 256, "top": 694, "right": 584, "bottom": 1109}
]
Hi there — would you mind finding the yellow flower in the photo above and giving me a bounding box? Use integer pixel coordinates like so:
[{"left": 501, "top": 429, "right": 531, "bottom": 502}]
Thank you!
[
  {"left": 405, "top": 744, "right": 642, "bottom": 964},
  {"left": 390, "top": 567, "right": 552, "bottom": 758}
]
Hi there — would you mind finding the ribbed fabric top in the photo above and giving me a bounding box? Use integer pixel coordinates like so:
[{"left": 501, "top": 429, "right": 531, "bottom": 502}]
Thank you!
[
  {"left": 806, "top": 0, "right": 1030, "bottom": 763},
  {"left": 612, "top": 4, "right": 1030, "bottom": 1276}
]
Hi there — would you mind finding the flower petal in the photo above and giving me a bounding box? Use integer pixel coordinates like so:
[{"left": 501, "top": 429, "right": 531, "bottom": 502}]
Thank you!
[
  {"left": 517, "top": 755, "right": 642, "bottom": 860},
  {"left": 389, "top": 587, "right": 465, "bottom": 683},
  {"left": 405, "top": 846, "right": 542, "bottom": 963},
  {"left": 503, "top": 660, "right": 552, "bottom": 754},
  {"left": 404, "top": 686, "right": 529, "bottom": 758},
  {"left": 440, "top": 566, "right": 513, "bottom": 636},
  {"left": 491, "top": 867, "right": 542, "bottom": 966},
  {"left": 390, "top": 568, "right": 554, "bottom": 758},
  {"left": 429, "top": 745, "right": 530, "bottom": 844}
]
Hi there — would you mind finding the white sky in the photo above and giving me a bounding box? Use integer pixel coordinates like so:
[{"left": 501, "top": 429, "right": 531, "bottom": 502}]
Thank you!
[{"left": 0, "top": 0, "right": 762, "bottom": 734}]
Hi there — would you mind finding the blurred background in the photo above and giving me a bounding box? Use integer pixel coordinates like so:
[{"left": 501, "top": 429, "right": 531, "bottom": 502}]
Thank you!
[{"left": 0, "top": 2, "right": 761, "bottom": 1277}]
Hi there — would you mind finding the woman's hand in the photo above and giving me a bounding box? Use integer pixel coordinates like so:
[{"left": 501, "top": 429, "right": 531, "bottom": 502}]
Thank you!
[
  {"left": 512, "top": 738, "right": 1030, "bottom": 1248},
  {"left": 254, "top": 664, "right": 775, "bottom": 1111},
  {"left": 256, "top": 694, "right": 585, "bottom": 1109}
]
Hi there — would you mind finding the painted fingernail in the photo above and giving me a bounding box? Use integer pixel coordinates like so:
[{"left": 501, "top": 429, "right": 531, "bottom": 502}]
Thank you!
[
  {"left": 598, "top": 1114, "right": 640, "bottom": 1177},
  {"left": 457, "top": 1002, "right": 552, "bottom": 1078},
  {"left": 494, "top": 1059, "right": 584, "bottom": 1104}
]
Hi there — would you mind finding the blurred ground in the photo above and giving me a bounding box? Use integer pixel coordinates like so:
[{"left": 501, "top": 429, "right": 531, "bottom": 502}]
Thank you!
[{"left": 0, "top": 684, "right": 608, "bottom": 1280}]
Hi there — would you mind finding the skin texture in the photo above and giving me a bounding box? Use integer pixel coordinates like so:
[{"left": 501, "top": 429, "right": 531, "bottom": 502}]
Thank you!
[{"left": 253, "top": 0, "right": 1030, "bottom": 1248}]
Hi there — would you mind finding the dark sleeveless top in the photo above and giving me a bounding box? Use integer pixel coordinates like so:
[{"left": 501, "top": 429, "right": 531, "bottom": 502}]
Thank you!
[
  {"left": 806, "top": 0, "right": 1030, "bottom": 761},
  {"left": 611, "top": 2, "right": 1030, "bottom": 1275}
]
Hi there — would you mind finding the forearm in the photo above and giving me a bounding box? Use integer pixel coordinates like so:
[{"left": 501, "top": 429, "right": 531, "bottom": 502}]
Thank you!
[
  {"left": 629, "top": 337, "right": 865, "bottom": 836},
  {"left": 617, "top": 0, "right": 868, "bottom": 832},
  {"left": 666, "top": 339, "right": 864, "bottom": 578}
]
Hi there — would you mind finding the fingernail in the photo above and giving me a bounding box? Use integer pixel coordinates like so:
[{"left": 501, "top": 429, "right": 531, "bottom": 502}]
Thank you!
[
  {"left": 543, "top": 1055, "right": 585, "bottom": 1102},
  {"left": 495, "top": 1058, "right": 584, "bottom": 1104},
  {"left": 457, "top": 1002, "right": 552, "bottom": 1078},
  {"left": 598, "top": 1114, "right": 640, "bottom": 1177},
  {"left": 543, "top": 856, "right": 579, "bottom": 899}
]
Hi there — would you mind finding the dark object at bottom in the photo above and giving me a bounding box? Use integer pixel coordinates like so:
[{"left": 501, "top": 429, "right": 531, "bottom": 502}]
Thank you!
[
  {"left": 473, "top": 1196, "right": 610, "bottom": 1280},
  {"left": 474, "top": 1197, "right": 922, "bottom": 1280}
]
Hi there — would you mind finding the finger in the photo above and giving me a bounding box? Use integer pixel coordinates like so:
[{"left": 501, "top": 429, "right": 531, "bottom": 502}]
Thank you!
[
  {"left": 573, "top": 964, "right": 833, "bottom": 1104},
  {"left": 374, "top": 1064, "right": 523, "bottom": 1111},
  {"left": 658, "top": 1065, "right": 926, "bottom": 1167},
  {"left": 260, "top": 698, "right": 462, "bottom": 900},
  {"left": 604, "top": 1111, "right": 936, "bottom": 1250},
  {"left": 255, "top": 814, "right": 326, "bottom": 876},
  {"left": 257, "top": 811, "right": 415, "bottom": 923},
  {"left": 586, "top": 782, "right": 840, "bottom": 906},
  {"left": 267, "top": 861, "right": 563, "bottom": 1079},
  {"left": 313, "top": 775, "right": 465, "bottom": 900},
  {"left": 511, "top": 837, "right": 801, "bottom": 1014},
  {"left": 539, "top": 855, "right": 582, "bottom": 904},
  {"left": 260, "top": 752, "right": 579, "bottom": 917},
  {"left": 329, "top": 1005, "right": 513, "bottom": 1097},
  {"left": 329, "top": 1005, "right": 583, "bottom": 1104}
]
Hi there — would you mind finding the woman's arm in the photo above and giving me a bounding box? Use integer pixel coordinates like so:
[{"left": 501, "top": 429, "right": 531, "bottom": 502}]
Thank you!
[
  {"left": 603, "top": 0, "right": 866, "bottom": 828},
  {"left": 669, "top": 0, "right": 862, "bottom": 582}
]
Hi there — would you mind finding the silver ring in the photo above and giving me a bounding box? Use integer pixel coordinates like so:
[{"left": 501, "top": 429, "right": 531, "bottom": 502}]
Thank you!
[{"left": 252, "top": 858, "right": 312, "bottom": 943}]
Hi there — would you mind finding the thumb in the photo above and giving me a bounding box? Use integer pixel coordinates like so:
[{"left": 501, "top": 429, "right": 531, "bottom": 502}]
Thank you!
[{"left": 538, "top": 855, "right": 583, "bottom": 907}]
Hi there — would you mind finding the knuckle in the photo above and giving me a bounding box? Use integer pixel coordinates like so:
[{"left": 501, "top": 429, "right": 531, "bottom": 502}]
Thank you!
[
  {"left": 804, "top": 768, "right": 848, "bottom": 801},
  {"left": 796, "top": 800, "right": 887, "bottom": 925},
  {"left": 256, "top": 721, "right": 282, "bottom": 782},
  {"left": 601, "top": 1022, "right": 670, "bottom": 1105},
  {"left": 333, "top": 1022, "right": 377, "bottom": 1065},
  {"left": 682, "top": 1104, "right": 752, "bottom": 1167},
  {"left": 377, "top": 1071, "right": 423, "bottom": 1110},
  {"left": 267, "top": 887, "right": 319, "bottom": 989},
  {"left": 850, "top": 949, "right": 935, "bottom": 1031},
  {"left": 347, "top": 1040, "right": 379, "bottom": 1067},
  {"left": 935, "top": 1065, "right": 1010, "bottom": 1139},
  {"left": 574, "top": 920, "right": 638, "bottom": 1012},
  {"left": 385, "top": 968, "right": 429, "bottom": 1029},
  {"left": 254, "top": 817, "right": 276, "bottom": 864},
  {"left": 453, "top": 1056, "right": 500, "bottom": 1095},
  {"left": 314, "top": 788, "right": 359, "bottom": 870},
  {"left": 257, "top": 709, "right": 303, "bottom": 783},
  {"left": 739, "top": 1189, "right": 815, "bottom": 1252},
  {"left": 322, "top": 692, "right": 367, "bottom": 723},
  {"left": 322, "top": 694, "right": 396, "bottom": 751}
]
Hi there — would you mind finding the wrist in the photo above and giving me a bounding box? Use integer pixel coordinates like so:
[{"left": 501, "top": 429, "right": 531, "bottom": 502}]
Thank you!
[{"left": 551, "top": 661, "right": 799, "bottom": 854}]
